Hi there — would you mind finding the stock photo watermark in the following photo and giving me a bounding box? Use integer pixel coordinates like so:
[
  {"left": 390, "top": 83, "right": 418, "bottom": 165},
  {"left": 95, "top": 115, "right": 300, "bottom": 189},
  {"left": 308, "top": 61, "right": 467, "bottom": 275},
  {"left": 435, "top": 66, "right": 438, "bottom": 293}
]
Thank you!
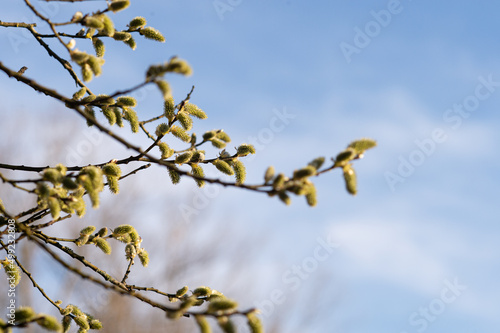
[
  {"left": 401, "top": 277, "right": 467, "bottom": 333},
  {"left": 4, "top": 219, "right": 18, "bottom": 325},
  {"left": 213, "top": 0, "right": 243, "bottom": 21},
  {"left": 253, "top": 234, "right": 339, "bottom": 318},
  {"left": 6, "top": 2, "right": 60, "bottom": 53},
  {"left": 385, "top": 73, "right": 499, "bottom": 192},
  {"left": 178, "top": 106, "right": 295, "bottom": 223},
  {"left": 339, "top": 0, "right": 406, "bottom": 64}
]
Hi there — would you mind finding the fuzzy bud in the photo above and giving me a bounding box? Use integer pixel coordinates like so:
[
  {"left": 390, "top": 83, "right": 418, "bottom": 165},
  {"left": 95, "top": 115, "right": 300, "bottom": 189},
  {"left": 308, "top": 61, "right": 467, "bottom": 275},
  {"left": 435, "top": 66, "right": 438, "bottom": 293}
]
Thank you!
[
  {"left": 139, "top": 27, "right": 165, "bottom": 42},
  {"left": 184, "top": 103, "right": 207, "bottom": 119},
  {"left": 128, "top": 16, "right": 147, "bottom": 30},
  {"left": 109, "top": 0, "right": 130, "bottom": 13},
  {"left": 213, "top": 160, "right": 234, "bottom": 176},
  {"left": 232, "top": 160, "right": 246, "bottom": 184},
  {"left": 158, "top": 142, "right": 174, "bottom": 159},
  {"left": 176, "top": 286, "right": 189, "bottom": 297},
  {"left": 168, "top": 167, "right": 181, "bottom": 184},
  {"left": 177, "top": 112, "right": 193, "bottom": 131},
  {"left": 343, "top": 164, "right": 357, "bottom": 195},
  {"left": 138, "top": 249, "right": 149, "bottom": 267},
  {"left": 236, "top": 144, "right": 256, "bottom": 156},
  {"left": 95, "top": 238, "right": 111, "bottom": 254},
  {"left": 171, "top": 125, "right": 191, "bottom": 142},
  {"left": 175, "top": 151, "right": 194, "bottom": 164}
]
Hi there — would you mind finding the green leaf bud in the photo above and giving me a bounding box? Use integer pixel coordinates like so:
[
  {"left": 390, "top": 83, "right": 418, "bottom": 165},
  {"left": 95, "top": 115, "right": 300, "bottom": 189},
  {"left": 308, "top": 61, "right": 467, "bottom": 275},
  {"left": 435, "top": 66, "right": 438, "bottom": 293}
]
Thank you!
[
  {"left": 89, "top": 319, "right": 102, "bottom": 330},
  {"left": 139, "top": 27, "right": 165, "bottom": 42},
  {"left": 84, "top": 106, "right": 95, "bottom": 127},
  {"left": 62, "top": 315, "right": 72, "bottom": 332},
  {"left": 95, "top": 94, "right": 115, "bottom": 105},
  {"left": 195, "top": 315, "right": 211, "bottom": 333},
  {"left": 155, "top": 123, "right": 170, "bottom": 137},
  {"left": 80, "top": 226, "right": 96, "bottom": 235},
  {"left": 343, "top": 164, "right": 357, "bottom": 195},
  {"left": 264, "top": 166, "right": 275, "bottom": 183},
  {"left": 95, "top": 238, "right": 111, "bottom": 254},
  {"left": 125, "top": 243, "right": 136, "bottom": 259},
  {"left": 202, "top": 130, "right": 216, "bottom": 141},
  {"left": 232, "top": 160, "right": 246, "bottom": 184},
  {"left": 213, "top": 160, "right": 234, "bottom": 176},
  {"left": 73, "top": 88, "right": 87, "bottom": 100},
  {"left": 87, "top": 55, "right": 104, "bottom": 76},
  {"left": 155, "top": 80, "right": 171, "bottom": 100},
  {"left": 334, "top": 148, "right": 355, "bottom": 166},
  {"left": 163, "top": 98, "right": 175, "bottom": 121},
  {"left": 348, "top": 138, "right": 377, "bottom": 154},
  {"left": 112, "top": 31, "right": 132, "bottom": 41},
  {"left": 36, "top": 315, "right": 63, "bottom": 332},
  {"left": 177, "top": 112, "right": 193, "bottom": 131},
  {"left": 278, "top": 192, "right": 291, "bottom": 205},
  {"left": 14, "top": 307, "right": 36, "bottom": 322},
  {"left": 218, "top": 317, "right": 236, "bottom": 333},
  {"left": 211, "top": 138, "right": 226, "bottom": 149},
  {"left": 43, "top": 168, "right": 63, "bottom": 184},
  {"left": 116, "top": 96, "right": 137, "bottom": 107},
  {"left": 158, "top": 142, "right": 174, "bottom": 159},
  {"left": 166, "top": 310, "right": 183, "bottom": 319},
  {"left": 109, "top": 0, "right": 130, "bottom": 13},
  {"left": 103, "top": 106, "right": 117, "bottom": 125},
  {"left": 168, "top": 167, "right": 181, "bottom": 184},
  {"left": 190, "top": 164, "right": 205, "bottom": 187},
  {"left": 193, "top": 286, "right": 211, "bottom": 297},
  {"left": 100, "top": 14, "right": 115, "bottom": 36},
  {"left": 293, "top": 165, "right": 316, "bottom": 179},
  {"left": 184, "top": 103, "right": 207, "bottom": 119},
  {"left": 83, "top": 16, "right": 104, "bottom": 29},
  {"left": 138, "top": 249, "right": 149, "bottom": 267},
  {"left": 128, "top": 16, "right": 147, "bottom": 30},
  {"left": 70, "top": 197, "right": 86, "bottom": 217},
  {"left": 207, "top": 299, "right": 238, "bottom": 313},
  {"left": 68, "top": 305, "right": 84, "bottom": 317},
  {"left": 166, "top": 57, "right": 192, "bottom": 76},
  {"left": 113, "top": 107, "right": 124, "bottom": 127},
  {"left": 175, "top": 286, "right": 189, "bottom": 297},
  {"left": 215, "top": 131, "right": 230, "bottom": 143},
  {"left": 102, "top": 163, "right": 122, "bottom": 177},
  {"left": 62, "top": 177, "right": 79, "bottom": 190},
  {"left": 175, "top": 151, "right": 193, "bottom": 164},
  {"left": 124, "top": 36, "right": 137, "bottom": 50},
  {"left": 123, "top": 108, "right": 139, "bottom": 133},
  {"left": 97, "top": 227, "right": 108, "bottom": 237},
  {"left": 1, "top": 260, "right": 21, "bottom": 286},
  {"left": 81, "top": 94, "right": 96, "bottom": 104},
  {"left": 171, "top": 125, "right": 191, "bottom": 142},
  {"left": 36, "top": 182, "right": 51, "bottom": 199},
  {"left": 82, "top": 63, "right": 93, "bottom": 82},
  {"left": 129, "top": 230, "right": 140, "bottom": 243},
  {"left": 236, "top": 144, "right": 256, "bottom": 156},
  {"left": 48, "top": 197, "right": 61, "bottom": 219},
  {"left": 113, "top": 224, "right": 134, "bottom": 236},
  {"left": 106, "top": 175, "right": 119, "bottom": 193},
  {"left": 308, "top": 156, "right": 325, "bottom": 170},
  {"left": 70, "top": 50, "right": 89, "bottom": 64},
  {"left": 75, "top": 234, "right": 89, "bottom": 246},
  {"left": 273, "top": 173, "right": 286, "bottom": 189},
  {"left": 92, "top": 37, "right": 105, "bottom": 57},
  {"left": 73, "top": 315, "right": 90, "bottom": 330},
  {"left": 247, "top": 313, "right": 264, "bottom": 333},
  {"left": 305, "top": 185, "right": 317, "bottom": 207}
]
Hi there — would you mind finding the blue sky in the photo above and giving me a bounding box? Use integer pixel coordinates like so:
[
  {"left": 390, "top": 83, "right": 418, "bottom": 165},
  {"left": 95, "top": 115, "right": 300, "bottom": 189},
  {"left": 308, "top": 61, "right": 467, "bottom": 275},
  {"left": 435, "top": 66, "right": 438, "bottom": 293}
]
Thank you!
[{"left": 1, "top": 1, "right": 500, "bottom": 332}]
